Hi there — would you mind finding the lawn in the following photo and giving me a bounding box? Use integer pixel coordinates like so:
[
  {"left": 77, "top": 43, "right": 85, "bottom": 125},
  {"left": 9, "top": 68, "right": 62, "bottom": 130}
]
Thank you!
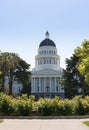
[
  {"left": 83, "top": 121, "right": 89, "bottom": 126},
  {"left": 0, "top": 119, "right": 3, "bottom": 123}
]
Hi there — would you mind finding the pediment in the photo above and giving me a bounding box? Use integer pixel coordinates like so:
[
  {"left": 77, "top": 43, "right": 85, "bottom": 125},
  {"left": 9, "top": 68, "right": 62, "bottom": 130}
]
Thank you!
[{"left": 35, "top": 69, "right": 60, "bottom": 75}]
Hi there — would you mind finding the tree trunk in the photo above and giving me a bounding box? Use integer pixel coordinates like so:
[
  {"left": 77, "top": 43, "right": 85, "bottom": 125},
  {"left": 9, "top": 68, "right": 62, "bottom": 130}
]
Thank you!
[
  {"left": 1, "top": 74, "right": 5, "bottom": 92},
  {"left": 9, "top": 69, "right": 13, "bottom": 95}
]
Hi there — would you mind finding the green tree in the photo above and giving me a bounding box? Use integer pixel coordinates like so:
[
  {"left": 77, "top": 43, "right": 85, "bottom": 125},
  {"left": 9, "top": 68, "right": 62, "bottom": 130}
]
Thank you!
[
  {"left": 21, "top": 82, "right": 31, "bottom": 96},
  {"left": 15, "top": 59, "right": 31, "bottom": 85},
  {"left": 75, "top": 40, "right": 89, "bottom": 85},
  {"left": 60, "top": 54, "right": 88, "bottom": 98},
  {"left": 0, "top": 52, "right": 31, "bottom": 96},
  {"left": 0, "top": 52, "right": 20, "bottom": 93},
  {"left": 15, "top": 59, "right": 31, "bottom": 96}
]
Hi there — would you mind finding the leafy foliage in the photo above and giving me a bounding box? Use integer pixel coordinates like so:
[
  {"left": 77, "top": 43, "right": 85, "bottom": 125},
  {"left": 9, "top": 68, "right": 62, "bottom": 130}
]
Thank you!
[
  {"left": 0, "top": 52, "right": 20, "bottom": 93},
  {"left": 0, "top": 93, "right": 14, "bottom": 115},
  {"left": 0, "top": 52, "right": 31, "bottom": 96},
  {"left": 21, "top": 82, "right": 31, "bottom": 96},
  {"left": 60, "top": 51, "right": 89, "bottom": 98},
  {"left": 75, "top": 40, "right": 89, "bottom": 85},
  {"left": 0, "top": 93, "right": 34, "bottom": 116},
  {"left": 15, "top": 59, "right": 31, "bottom": 84},
  {"left": 0, "top": 93, "right": 89, "bottom": 116},
  {"left": 60, "top": 54, "right": 83, "bottom": 98}
]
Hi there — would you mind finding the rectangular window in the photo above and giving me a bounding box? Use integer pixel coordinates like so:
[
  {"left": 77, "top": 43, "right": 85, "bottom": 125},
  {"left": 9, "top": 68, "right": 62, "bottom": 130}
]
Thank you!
[
  {"left": 46, "top": 86, "right": 50, "bottom": 93},
  {"left": 56, "top": 86, "right": 58, "bottom": 92},
  {"left": 37, "top": 86, "right": 39, "bottom": 92}
]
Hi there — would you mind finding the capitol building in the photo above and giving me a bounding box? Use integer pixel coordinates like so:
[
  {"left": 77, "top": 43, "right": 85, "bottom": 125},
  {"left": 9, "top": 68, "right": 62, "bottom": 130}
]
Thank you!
[{"left": 31, "top": 31, "right": 64, "bottom": 99}]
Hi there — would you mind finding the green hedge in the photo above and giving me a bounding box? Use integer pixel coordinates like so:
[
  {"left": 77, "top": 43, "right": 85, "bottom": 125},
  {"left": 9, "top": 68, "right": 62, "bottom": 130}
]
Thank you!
[
  {"left": 0, "top": 93, "right": 89, "bottom": 116},
  {"left": 0, "top": 93, "right": 34, "bottom": 116}
]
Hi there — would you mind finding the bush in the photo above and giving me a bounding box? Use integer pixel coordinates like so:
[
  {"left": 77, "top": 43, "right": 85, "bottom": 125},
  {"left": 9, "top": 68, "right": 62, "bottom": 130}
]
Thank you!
[
  {"left": 0, "top": 93, "right": 14, "bottom": 115},
  {"left": 75, "top": 98, "right": 89, "bottom": 115},
  {"left": 54, "top": 99, "right": 73, "bottom": 116},
  {"left": 17, "top": 103, "right": 31, "bottom": 116},
  {"left": 0, "top": 93, "right": 33, "bottom": 116},
  {"left": 14, "top": 95, "right": 33, "bottom": 116},
  {"left": 75, "top": 99, "right": 86, "bottom": 115},
  {"left": 37, "top": 98, "right": 73, "bottom": 116},
  {"left": 0, "top": 93, "right": 89, "bottom": 116},
  {"left": 37, "top": 98, "right": 54, "bottom": 116}
]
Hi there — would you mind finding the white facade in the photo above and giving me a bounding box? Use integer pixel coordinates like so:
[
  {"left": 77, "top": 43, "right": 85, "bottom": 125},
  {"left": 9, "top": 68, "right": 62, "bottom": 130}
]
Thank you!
[
  {"left": 4, "top": 76, "right": 23, "bottom": 96},
  {"left": 31, "top": 32, "right": 64, "bottom": 99}
]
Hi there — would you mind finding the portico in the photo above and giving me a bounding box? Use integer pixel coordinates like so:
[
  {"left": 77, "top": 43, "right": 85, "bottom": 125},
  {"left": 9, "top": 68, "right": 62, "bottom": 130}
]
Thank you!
[{"left": 31, "top": 76, "right": 64, "bottom": 99}]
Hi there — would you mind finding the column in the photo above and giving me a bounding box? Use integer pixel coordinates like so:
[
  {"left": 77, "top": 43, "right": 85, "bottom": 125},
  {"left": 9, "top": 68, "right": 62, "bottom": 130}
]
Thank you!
[
  {"left": 34, "top": 78, "right": 36, "bottom": 93},
  {"left": 55, "top": 77, "right": 56, "bottom": 93},
  {"left": 50, "top": 77, "right": 51, "bottom": 93},
  {"left": 44, "top": 77, "right": 46, "bottom": 93},
  {"left": 39, "top": 78, "right": 41, "bottom": 93},
  {"left": 42, "top": 58, "right": 44, "bottom": 64},
  {"left": 31, "top": 78, "right": 33, "bottom": 93},
  {"left": 56, "top": 78, "right": 59, "bottom": 92}
]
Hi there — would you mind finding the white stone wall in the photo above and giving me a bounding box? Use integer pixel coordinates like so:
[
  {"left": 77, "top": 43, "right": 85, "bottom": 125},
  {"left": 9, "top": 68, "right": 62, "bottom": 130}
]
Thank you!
[{"left": 4, "top": 76, "right": 23, "bottom": 96}]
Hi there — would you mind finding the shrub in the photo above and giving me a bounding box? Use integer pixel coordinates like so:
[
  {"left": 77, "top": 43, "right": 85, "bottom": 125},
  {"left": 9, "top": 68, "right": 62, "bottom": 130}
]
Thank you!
[
  {"left": 0, "top": 93, "right": 33, "bottom": 116},
  {"left": 17, "top": 103, "right": 30, "bottom": 116},
  {"left": 0, "top": 93, "right": 89, "bottom": 116},
  {"left": 15, "top": 95, "right": 33, "bottom": 116},
  {"left": 75, "top": 99, "right": 86, "bottom": 115},
  {"left": 37, "top": 98, "right": 54, "bottom": 116},
  {"left": 0, "top": 93, "right": 14, "bottom": 115},
  {"left": 75, "top": 98, "right": 89, "bottom": 115},
  {"left": 55, "top": 99, "right": 73, "bottom": 116}
]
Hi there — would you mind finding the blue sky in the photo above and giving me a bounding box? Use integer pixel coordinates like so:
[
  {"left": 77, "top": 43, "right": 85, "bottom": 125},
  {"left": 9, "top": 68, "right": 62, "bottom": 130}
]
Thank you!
[{"left": 0, "top": 0, "right": 89, "bottom": 69}]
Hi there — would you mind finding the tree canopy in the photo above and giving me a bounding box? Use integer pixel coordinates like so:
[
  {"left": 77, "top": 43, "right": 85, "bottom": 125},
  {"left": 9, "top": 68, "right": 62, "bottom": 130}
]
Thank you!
[
  {"left": 75, "top": 40, "right": 89, "bottom": 85},
  {"left": 0, "top": 52, "right": 31, "bottom": 95},
  {"left": 60, "top": 54, "right": 82, "bottom": 98},
  {"left": 60, "top": 42, "right": 89, "bottom": 98}
]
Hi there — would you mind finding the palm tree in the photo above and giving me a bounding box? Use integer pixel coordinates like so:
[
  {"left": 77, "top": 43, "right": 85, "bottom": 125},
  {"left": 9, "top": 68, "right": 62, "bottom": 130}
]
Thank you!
[
  {"left": 0, "top": 52, "right": 20, "bottom": 94},
  {"left": 7, "top": 53, "right": 20, "bottom": 95},
  {"left": 0, "top": 52, "right": 31, "bottom": 96}
]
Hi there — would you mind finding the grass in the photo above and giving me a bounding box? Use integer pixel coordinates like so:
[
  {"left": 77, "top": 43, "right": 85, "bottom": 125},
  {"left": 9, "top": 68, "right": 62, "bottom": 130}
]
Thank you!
[
  {"left": 0, "top": 119, "right": 3, "bottom": 123},
  {"left": 83, "top": 121, "right": 89, "bottom": 126}
]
